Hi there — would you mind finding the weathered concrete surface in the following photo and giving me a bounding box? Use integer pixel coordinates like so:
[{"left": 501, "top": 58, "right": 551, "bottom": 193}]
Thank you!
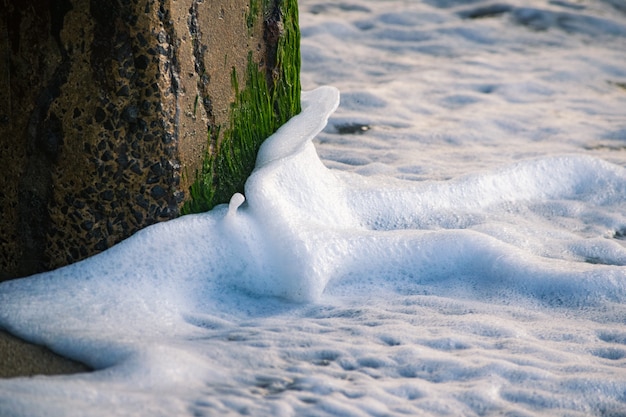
[{"left": 0, "top": 0, "right": 300, "bottom": 280}]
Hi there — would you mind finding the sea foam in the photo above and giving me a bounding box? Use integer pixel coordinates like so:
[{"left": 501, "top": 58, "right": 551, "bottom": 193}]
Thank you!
[{"left": 0, "top": 86, "right": 625, "bottom": 416}]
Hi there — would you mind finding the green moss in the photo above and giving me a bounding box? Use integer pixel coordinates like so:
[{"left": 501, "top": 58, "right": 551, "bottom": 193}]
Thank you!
[
  {"left": 273, "top": 0, "right": 302, "bottom": 122},
  {"left": 182, "top": 0, "right": 301, "bottom": 214},
  {"left": 246, "top": 0, "right": 260, "bottom": 33}
]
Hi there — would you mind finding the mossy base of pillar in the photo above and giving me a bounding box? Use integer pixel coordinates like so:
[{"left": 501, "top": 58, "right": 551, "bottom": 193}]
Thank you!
[
  {"left": 184, "top": 0, "right": 302, "bottom": 214},
  {"left": 0, "top": 0, "right": 301, "bottom": 280}
]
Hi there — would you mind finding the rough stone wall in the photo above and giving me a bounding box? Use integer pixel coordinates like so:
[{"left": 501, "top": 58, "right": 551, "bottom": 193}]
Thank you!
[{"left": 0, "top": 0, "right": 300, "bottom": 280}]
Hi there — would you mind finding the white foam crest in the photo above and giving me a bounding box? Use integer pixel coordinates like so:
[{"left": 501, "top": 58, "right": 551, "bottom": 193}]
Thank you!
[
  {"left": 342, "top": 155, "right": 626, "bottom": 230},
  {"left": 255, "top": 86, "right": 340, "bottom": 168},
  {"left": 1, "top": 86, "right": 625, "bottom": 318},
  {"left": 246, "top": 87, "right": 625, "bottom": 305}
]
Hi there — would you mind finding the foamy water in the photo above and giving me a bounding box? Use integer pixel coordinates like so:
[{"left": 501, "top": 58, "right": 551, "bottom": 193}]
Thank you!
[{"left": 1, "top": 0, "right": 626, "bottom": 416}]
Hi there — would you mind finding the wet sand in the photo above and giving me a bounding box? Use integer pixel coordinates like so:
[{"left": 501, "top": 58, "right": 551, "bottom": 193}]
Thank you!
[{"left": 0, "top": 330, "right": 90, "bottom": 378}]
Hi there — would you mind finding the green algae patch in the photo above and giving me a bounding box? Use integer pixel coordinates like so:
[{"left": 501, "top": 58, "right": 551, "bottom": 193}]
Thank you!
[
  {"left": 183, "top": 0, "right": 301, "bottom": 214},
  {"left": 247, "top": 0, "right": 260, "bottom": 32}
]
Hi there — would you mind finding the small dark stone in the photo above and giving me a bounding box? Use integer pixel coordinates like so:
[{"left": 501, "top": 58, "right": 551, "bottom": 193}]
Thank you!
[
  {"left": 136, "top": 33, "right": 147, "bottom": 47},
  {"left": 116, "top": 85, "right": 130, "bottom": 97},
  {"left": 136, "top": 194, "right": 149, "bottom": 209},
  {"left": 106, "top": 221, "right": 114, "bottom": 235},
  {"left": 336, "top": 123, "right": 371, "bottom": 135},
  {"left": 73, "top": 108, "right": 82, "bottom": 118},
  {"left": 157, "top": 4, "right": 166, "bottom": 21},
  {"left": 150, "top": 185, "right": 166, "bottom": 199},
  {"left": 122, "top": 106, "right": 139, "bottom": 123},
  {"left": 117, "top": 153, "right": 129, "bottom": 168},
  {"left": 130, "top": 162, "right": 142, "bottom": 175},
  {"left": 459, "top": 4, "right": 512, "bottom": 19},
  {"left": 101, "top": 150, "right": 113, "bottom": 161},
  {"left": 95, "top": 240, "right": 108, "bottom": 251},
  {"left": 150, "top": 162, "right": 164, "bottom": 175},
  {"left": 141, "top": 100, "right": 151, "bottom": 113},
  {"left": 132, "top": 209, "right": 143, "bottom": 224},
  {"left": 81, "top": 220, "right": 94, "bottom": 231},
  {"left": 117, "top": 187, "right": 129, "bottom": 200},
  {"left": 156, "top": 207, "right": 170, "bottom": 218},
  {"left": 95, "top": 107, "right": 106, "bottom": 123},
  {"left": 84, "top": 186, "right": 97, "bottom": 195},
  {"left": 137, "top": 119, "right": 148, "bottom": 132},
  {"left": 100, "top": 190, "right": 114, "bottom": 201},
  {"left": 89, "top": 226, "right": 103, "bottom": 239},
  {"left": 134, "top": 54, "right": 150, "bottom": 70}
]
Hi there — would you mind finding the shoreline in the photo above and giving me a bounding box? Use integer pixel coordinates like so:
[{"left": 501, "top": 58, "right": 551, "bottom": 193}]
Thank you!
[{"left": 0, "top": 330, "right": 90, "bottom": 378}]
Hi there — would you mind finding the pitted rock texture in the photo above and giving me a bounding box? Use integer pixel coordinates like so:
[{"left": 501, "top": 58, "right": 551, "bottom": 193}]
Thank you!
[{"left": 0, "top": 0, "right": 290, "bottom": 279}]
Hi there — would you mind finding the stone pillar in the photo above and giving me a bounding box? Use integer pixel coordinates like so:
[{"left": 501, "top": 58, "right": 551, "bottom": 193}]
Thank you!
[{"left": 0, "top": 0, "right": 301, "bottom": 280}]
